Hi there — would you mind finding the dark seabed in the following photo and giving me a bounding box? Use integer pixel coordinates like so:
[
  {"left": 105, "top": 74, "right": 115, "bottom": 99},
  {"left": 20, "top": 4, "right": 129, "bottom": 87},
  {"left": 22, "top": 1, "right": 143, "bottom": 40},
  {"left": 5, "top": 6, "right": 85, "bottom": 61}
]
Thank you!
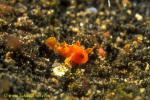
[{"left": 0, "top": 0, "right": 150, "bottom": 100}]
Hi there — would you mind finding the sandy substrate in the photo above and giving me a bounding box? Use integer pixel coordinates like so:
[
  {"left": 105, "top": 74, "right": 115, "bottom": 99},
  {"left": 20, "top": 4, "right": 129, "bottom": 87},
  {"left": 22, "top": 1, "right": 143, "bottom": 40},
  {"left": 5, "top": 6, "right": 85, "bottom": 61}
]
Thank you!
[{"left": 0, "top": 0, "right": 150, "bottom": 99}]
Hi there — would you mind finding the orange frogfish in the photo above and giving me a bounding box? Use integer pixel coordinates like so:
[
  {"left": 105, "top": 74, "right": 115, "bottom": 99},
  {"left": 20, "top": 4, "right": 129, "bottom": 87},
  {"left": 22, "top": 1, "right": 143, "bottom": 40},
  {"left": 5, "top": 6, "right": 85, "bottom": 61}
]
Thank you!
[{"left": 45, "top": 37, "right": 93, "bottom": 65}]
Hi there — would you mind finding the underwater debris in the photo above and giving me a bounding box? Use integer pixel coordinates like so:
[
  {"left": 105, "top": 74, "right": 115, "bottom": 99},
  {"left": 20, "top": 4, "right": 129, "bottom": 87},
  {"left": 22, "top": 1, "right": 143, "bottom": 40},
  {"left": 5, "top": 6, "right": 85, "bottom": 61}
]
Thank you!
[
  {"left": 6, "top": 36, "right": 22, "bottom": 50},
  {"left": 0, "top": 77, "right": 11, "bottom": 93},
  {"left": 97, "top": 47, "right": 106, "bottom": 60},
  {"left": 52, "top": 62, "right": 69, "bottom": 77},
  {"left": 0, "top": 3, "right": 14, "bottom": 16}
]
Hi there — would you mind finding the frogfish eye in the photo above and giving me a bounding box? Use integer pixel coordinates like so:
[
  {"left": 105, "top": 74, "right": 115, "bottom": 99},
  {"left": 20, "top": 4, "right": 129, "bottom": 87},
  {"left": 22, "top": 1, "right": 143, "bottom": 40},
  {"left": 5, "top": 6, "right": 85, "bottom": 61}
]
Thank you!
[{"left": 80, "top": 53, "right": 84, "bottom": 59}]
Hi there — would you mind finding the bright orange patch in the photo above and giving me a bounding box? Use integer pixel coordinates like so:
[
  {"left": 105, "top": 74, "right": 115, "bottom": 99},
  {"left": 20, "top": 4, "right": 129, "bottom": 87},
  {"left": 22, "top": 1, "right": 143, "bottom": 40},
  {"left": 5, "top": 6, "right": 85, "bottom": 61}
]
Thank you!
[{"left": 45, "top": 37, "right": 93, "bottom": 65}]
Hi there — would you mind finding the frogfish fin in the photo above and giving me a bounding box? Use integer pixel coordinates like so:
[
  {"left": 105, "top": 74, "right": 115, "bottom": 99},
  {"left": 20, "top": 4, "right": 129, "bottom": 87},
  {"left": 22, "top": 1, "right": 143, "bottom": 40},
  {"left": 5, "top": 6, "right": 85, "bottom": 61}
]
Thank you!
[
  {"left": 60, "top": 41, "right": 68, "bottom": 47},
  {"left": 75, "top": 41, "right": 80, "bottom": 46},
  {"left": 86, "top": 48, "right": 93, "bottom": 54},
  {"left": 64, "top": 57, "right": 71, "bottom": 66}
]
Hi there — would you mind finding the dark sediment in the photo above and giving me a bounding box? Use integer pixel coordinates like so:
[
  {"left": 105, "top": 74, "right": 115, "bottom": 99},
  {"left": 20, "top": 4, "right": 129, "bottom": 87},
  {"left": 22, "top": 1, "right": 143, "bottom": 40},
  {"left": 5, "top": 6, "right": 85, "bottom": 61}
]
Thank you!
[{"left": 0, "top": 0, "right": 150, "bottom": 99}]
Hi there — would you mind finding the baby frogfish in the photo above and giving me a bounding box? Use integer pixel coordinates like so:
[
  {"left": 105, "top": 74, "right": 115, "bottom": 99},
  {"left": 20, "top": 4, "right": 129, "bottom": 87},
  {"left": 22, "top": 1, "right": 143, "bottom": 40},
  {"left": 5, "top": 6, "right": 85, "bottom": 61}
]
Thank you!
[{"left": 45, "top": 37, "right": 93, "bottom": 65}]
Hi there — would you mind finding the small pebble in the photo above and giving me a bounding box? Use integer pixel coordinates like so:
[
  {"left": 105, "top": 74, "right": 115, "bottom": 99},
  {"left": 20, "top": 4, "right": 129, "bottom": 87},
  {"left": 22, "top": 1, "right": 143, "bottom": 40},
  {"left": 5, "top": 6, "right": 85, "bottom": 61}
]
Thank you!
[
  {"left": 127, "top": 9, "right": 132, "bottom": 15},
  {"left": 135, "top": 13, "right": 143, "bottom": 21},
  {"left": 100, "top": 25, "right": 107, "bottom": 30},
  {"left": 86, "top": 7, "right": 97, "bottom": 13},
  {"left": 140, "top": 88, "right": 145, "bottom": 93},
  {"left": 52, "top": 62, "right": 69, "bottom": 77}
]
